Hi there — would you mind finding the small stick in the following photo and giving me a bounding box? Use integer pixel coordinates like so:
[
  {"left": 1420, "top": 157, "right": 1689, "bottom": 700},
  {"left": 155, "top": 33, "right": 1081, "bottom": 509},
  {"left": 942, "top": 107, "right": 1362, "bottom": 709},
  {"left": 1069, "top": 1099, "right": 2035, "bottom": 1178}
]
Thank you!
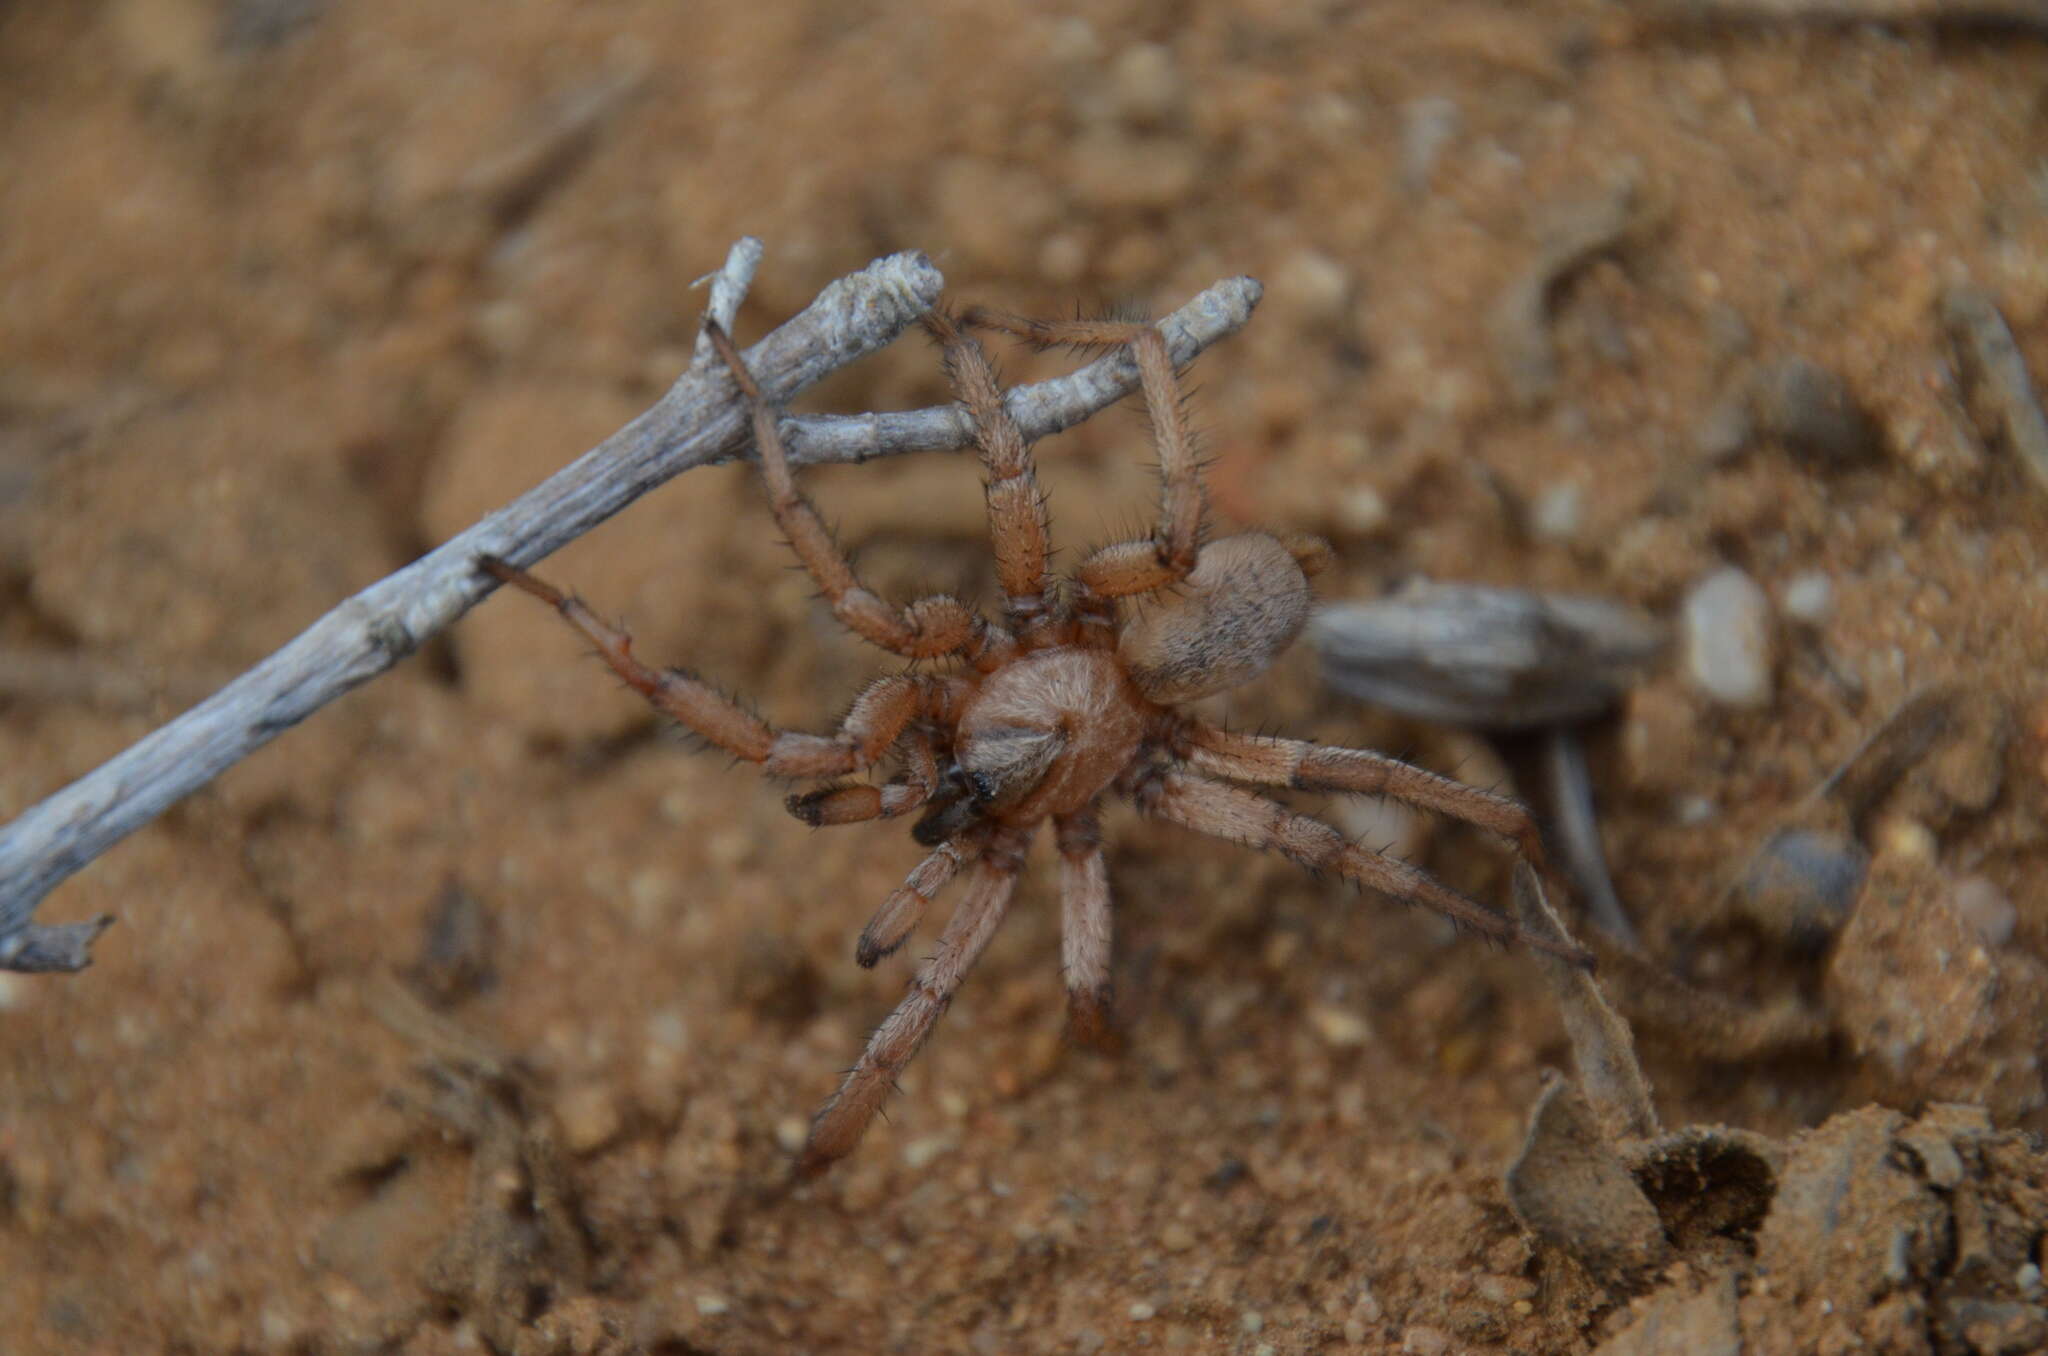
[
  {"left": 1944, "top": 282, "right": 2048, "bottom": 495},
  {"left": 0, "top": 248, "right": 1264, "bottom": 972},
  {"left": 1513, "top": 863, "right": 1659, "bottom": 1142}
]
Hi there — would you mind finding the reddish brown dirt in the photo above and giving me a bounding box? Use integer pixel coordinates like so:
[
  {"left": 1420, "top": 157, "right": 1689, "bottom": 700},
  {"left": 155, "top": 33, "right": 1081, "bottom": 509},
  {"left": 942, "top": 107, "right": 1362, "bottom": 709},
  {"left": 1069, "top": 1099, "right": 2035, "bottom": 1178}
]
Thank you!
[{"left": 2, "top": 3, "right": 2046, "bottom": 1353}]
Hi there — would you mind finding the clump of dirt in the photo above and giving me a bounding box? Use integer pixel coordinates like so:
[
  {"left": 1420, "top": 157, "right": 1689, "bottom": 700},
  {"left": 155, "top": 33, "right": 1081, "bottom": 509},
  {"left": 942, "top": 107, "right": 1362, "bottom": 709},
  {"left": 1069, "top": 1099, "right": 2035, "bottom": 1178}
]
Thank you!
[
  {"left": 2, "top": 3, "right": 2046, "bottom": 1353},
  {"left": 1584, "top": 1104, "right": 2048, "bottom": 1356}
]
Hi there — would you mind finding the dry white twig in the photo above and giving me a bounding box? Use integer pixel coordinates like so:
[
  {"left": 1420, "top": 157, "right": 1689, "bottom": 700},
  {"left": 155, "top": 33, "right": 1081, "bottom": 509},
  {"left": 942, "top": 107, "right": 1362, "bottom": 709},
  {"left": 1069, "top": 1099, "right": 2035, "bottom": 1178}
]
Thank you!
[{"left": 0, "top": 244, "right": 1264, "bottom": 972}]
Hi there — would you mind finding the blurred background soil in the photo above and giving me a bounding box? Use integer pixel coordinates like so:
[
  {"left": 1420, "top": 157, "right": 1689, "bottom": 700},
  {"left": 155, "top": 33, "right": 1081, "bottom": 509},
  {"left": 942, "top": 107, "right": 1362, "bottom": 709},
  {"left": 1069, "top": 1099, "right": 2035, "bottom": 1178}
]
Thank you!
[{"left": 2, "top": 2, "right": 2047, "bottom": 1352}]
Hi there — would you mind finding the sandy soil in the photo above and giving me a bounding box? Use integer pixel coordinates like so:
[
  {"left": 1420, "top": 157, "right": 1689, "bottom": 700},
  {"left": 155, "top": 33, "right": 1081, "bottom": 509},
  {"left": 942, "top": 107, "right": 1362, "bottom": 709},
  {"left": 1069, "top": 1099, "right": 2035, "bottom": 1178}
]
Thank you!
[{"left": 2, "top": 2, "right": 2046, "bottom": 1352}]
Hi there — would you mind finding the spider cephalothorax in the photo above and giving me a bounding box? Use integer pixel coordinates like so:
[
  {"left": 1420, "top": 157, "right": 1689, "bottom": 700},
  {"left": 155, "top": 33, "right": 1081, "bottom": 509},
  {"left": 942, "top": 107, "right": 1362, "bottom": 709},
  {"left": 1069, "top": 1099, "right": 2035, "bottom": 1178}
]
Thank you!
[{"left": 481, "top": 300, "right": 1591, "bottom": 1175}]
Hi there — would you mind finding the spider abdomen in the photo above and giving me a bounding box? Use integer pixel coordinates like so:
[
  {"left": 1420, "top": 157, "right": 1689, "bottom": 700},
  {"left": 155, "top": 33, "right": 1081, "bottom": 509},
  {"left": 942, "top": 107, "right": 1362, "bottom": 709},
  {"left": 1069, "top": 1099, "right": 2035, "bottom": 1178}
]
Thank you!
[
  {"left": 956, "top": 648, "right": 1149, "bottom": 821},
  {"left": 1118, "top": 532, "right": 1313, "bottom": 705}
]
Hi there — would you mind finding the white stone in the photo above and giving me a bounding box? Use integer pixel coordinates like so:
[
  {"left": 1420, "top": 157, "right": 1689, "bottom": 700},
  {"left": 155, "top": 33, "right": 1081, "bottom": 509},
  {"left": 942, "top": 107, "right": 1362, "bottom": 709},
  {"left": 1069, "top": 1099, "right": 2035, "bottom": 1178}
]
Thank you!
[
  {"left": 1272, "top": 249, "right": 1351, "bottom": 325},
  {"left": 1531, "top": 482, "right": 1585, "bottom": 542},
  {"left": 1780, "top": 570, "right": 1834, "bottom": 623},
  {"left": 1950, "top": 876, "right": 2017, "bottom": 948},
  {"left": 1681, "top": 566, "right": 1775, "bottom": 708}
]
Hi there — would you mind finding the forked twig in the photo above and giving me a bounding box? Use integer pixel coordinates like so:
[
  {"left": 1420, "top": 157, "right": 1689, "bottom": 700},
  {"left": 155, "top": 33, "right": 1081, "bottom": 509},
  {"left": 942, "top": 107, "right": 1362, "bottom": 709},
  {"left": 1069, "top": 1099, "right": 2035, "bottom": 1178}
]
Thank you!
[{"left": 0, "top": 242, "right": 1264, "bottom": 972}]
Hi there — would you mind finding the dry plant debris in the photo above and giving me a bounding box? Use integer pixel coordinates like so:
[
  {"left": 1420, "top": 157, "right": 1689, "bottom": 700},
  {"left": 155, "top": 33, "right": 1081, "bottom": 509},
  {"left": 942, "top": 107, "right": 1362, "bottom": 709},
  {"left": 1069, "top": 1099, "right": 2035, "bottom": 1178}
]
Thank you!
[
  {"left": 1503, "top": 874, "right": 2047, "bottom": 1356},
  {"left": 329, "top": 979, "right": 596, "bottom": 1352},
  {"left": 1314, "top": 581, "right": 1668, "bottom": 943},
  {"left": 1944, "top": 282, "right": 2048, "bottom": 496},
  {"left": 1312, "top": 581, "right": 1667, "bottom": 732}
]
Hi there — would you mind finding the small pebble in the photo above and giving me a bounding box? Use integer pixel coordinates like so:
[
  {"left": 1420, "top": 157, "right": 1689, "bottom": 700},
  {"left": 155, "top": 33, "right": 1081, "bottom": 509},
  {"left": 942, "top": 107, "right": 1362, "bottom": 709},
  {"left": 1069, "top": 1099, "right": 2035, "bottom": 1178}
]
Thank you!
[
  {"left": 1873, "top": 816, "right": 1937, "bottom": 864},
  {"left": 1399, "top": 95, "right": 1460, "bottom": 193},
  {"left": 1272, "top": 249, "right": 1351, "bottom": 326},
  {"left": 1780, "top": 570, "right": 1834, "bottom": 623},
  {"left": 1531, "top": 481, "right": 1584, "bottom": 541},
  {"left": 1694, "top": 391, "right": 1755, "bottom": 462},
  {"left": 695, "top": 1294, "right": 730, "bottom": 1317},
  {"left": 628, "top": 868, "right": 677, "bottom": 923},
  {"left": 1109, "top": 42, "right": 1183, "bottom": 125},
  {"left": 1240, "top": 1310, "right": 1266, "bottom": 1334},
  {"left": 557, "top": 1083, "right": 623, "bottom": 1155},
  {"left": 410, "top": 881, "right": 496, "bottom": 1004},
  {"left": 1681, "top": 566, "right": 1775, "bottom": 708},
  {"left": 258, "top": 1305, "right": 302, "bottom": 1347},
  {"left": 1736, "top": 828, "right": 1869, "bottom": 950},
  {"left": 1160, "top": 1221, "right": 1198, "bottom": 1253},
  {"left": 1949, "top": 876, "right": 2017, "bottom": 948},
  {"left": 1336, "top": 486, "right": 1389, "bottom": 534},
  {"left": 1749, "top": 356, "right": 1886, "bottom": 466},
  {"left": 1128, "top": 1301, "right": 1157, "bottom": 1322},
  {"left": 645, "top": 1009, "right": 688, "bottom": 1052},
  {"left": 1308, "top": 1004, "right": 1374, "bottom": 1050},
  {"left": 1402, "top": 1324, "right": 1453, "bottom": 1355},
  {"left": 774, "top": 1116, "right": 808, "bottom": 1155},
  {"left": 2018, "top": 1262, "right": 2043, "bottom": 1299},
  {"left": 1472, "top": 1273, "right": 1537, "bottom": 1304}
]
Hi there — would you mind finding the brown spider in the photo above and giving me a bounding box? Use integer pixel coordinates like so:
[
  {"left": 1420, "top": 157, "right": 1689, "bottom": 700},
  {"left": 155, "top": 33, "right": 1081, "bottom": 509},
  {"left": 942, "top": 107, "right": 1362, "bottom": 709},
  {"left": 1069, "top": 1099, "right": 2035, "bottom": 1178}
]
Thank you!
[{"left": 480, "top": 303, "right": 1592, "bottom": 1176}]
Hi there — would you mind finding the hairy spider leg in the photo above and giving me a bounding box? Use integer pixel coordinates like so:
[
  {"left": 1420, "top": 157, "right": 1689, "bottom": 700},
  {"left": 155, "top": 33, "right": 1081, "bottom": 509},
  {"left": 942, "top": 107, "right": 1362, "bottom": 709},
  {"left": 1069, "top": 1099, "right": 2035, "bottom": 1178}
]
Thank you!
[
  {"left": 800, "top": 824, "right": 1034, "bottom": 1176},
  {"left": 701, "top": 322, "right": 1014, "bottom": 671},
  {"left": 1054, "top": 805, "right": 1119, "bottom": 1051},
  {"left": 1176, "top": 722, "right": 1582, "bottom": 921},
  {"left": 1132, "top": 766, "right": 1595, "bottom": 968},
  {"left": 922, "top": 310, "right": 1054, "bottom": 639},
  {"left": 479, "top": 556, "right": 941, "bottom": 780},
  {"left": 967, "top": 313, "right": 1207, "bottom": 607},
  {"left": 855, "top": 824, "right": 991, "bottom": 968}
]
